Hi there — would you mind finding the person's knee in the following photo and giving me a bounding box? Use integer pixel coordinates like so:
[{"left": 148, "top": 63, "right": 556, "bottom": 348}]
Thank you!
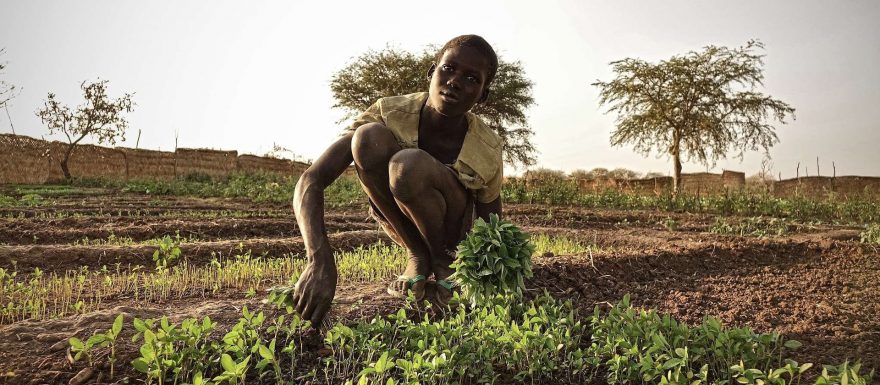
[
  {"left": 388, "top": 149, "right": 434, "bottom": 202},
  {"left": 351, "top": 123, "right": 398, "bottom": 169}
]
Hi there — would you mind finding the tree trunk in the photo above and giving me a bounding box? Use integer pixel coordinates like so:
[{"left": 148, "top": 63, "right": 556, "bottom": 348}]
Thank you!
[
  {"left": 672, "top": 143, "right": 682, "bottom": 196},
  {"left": 61, "top": 143, "right": 75, "bottom": 180}
]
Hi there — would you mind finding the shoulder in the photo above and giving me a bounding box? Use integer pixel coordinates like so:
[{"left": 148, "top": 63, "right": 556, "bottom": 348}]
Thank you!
[
  {"left": 466, "top": 113, "right": 503, "bottom": 151},
  {"left": 376, "top": 92, "right": 428, "bottom": 114}
]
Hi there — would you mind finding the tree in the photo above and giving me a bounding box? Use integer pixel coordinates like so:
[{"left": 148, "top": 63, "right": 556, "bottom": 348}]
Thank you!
[
  {"left": 593, "top": 40, "right": 795, "bottom": 194},
  {"left": 607, "top": 168, "right": 640, "bottom": 180},
  {"left": 36, "top": 79, "right": 135, "bottom": 179},
  {"left": 0, "top": 48, "right": 16, "bottom": 109},
  {"left": 331, "top": 47, "right": 537, "bottom": 167}
]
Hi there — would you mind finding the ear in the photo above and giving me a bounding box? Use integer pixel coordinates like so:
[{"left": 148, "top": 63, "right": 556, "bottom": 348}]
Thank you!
[
  {"left": 478, "top": 88, "right": 490, "bottom": 104},
  {"left": 426, "top": 64, "right": 436, "bottom": 82}
]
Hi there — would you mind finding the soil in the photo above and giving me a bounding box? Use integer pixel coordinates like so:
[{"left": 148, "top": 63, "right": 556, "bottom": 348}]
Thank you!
[{"left": 0, "top": 194, "right": 877, "bottom": 384}]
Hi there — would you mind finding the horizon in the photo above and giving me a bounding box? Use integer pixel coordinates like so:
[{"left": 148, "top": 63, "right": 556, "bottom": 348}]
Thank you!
[{"left": 1, "top": 1, "right": 878, "bottom": 178}]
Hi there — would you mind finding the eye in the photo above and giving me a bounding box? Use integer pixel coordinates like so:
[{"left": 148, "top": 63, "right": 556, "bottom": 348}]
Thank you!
[
  {"left": 466, "top": 75, "right": 479, "bottom": 83},
  {"left": 441, "top": 64, "right": 453, "bottom": 72}
]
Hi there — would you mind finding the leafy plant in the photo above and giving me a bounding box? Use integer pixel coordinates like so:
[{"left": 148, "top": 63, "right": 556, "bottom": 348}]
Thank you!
[
  {"left": 69, "top": 314, "right": 123, "bottom": 378},
  {"left": 861, "top": 224, "right": 880, "bottom": 244},
  {"left": 152, "top": 235, "right": 182, "bottom": 269},
  {"left": 450, "top": 214, "right": 535, "bottom": 306}
]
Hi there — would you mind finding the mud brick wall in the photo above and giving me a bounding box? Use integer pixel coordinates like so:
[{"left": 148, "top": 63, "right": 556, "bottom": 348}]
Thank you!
[
  {"left": 119, "top": 147, "right": 176, "bottom": 180},
  {"left": 0, "top": 134, "right": 53, "bottom": 184},
  {"left": 47, "top": 142, "right": 127, "bottom": 181},
  {"left": 774, "top": 176, "right": 880, "bottom": 199},
  {"left": 237, "top": 154, "right": 297, "bottom": 175},
  {"left": 174, "top": 148, "right": 238, "bottom": 178}
]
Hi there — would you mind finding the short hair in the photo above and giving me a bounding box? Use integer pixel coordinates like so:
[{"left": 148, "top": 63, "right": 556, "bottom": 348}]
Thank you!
[{"left": 435, "top": 35, "right": 498, "bottom": 86}]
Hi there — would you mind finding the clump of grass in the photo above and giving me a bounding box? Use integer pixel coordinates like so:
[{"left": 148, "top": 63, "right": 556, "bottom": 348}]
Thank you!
[{"left": 532, "top": 234, "right": 597, "bottom": 255}]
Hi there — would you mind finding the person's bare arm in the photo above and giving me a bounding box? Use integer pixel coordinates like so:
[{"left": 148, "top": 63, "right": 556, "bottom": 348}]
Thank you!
[
  {"left": 474, "top": 196, "right": 502, "bottom": 222},
  {"left": 291, "top": 132, "right": 355, "bottom": 326}
]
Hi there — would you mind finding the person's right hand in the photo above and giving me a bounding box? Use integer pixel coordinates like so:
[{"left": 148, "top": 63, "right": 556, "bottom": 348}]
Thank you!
[{"left": 291, "top": 255, "right": 338, "bottom": 327}]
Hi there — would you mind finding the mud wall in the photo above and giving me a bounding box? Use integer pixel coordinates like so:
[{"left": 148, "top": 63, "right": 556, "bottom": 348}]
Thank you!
[
  {"left": 0, "top": 134, "right": 313, "bottom": 184},
  {"left": 573, "top": 170, "right": 746, "bottom": 196},
  {"left": 773, "top": 176, "right": 880, "bottom": 199}
]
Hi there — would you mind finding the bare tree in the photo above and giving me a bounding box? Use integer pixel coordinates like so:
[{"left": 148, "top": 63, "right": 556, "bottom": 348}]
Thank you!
[
  {"left": 0, "top": 48, "right": 17, "bottom": 110},
  {"left": 593, "top": 40, "right": 795, "bottom": 194},
  {"left": 36, "top": 79, "right": 135, "bottom": 179}
]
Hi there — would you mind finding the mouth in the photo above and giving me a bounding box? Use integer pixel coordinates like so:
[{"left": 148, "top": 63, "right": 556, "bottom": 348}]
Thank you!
[{"left": 439, "top": 90, "right": 460, "bottom": 103}]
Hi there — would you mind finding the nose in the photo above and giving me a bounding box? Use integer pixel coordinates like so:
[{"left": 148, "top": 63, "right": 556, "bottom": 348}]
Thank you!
[{"left": 445, "top": 76, "right": 460, "bottom": 89}]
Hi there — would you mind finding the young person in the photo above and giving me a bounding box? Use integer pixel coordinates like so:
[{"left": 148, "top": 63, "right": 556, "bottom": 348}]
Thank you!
[{"left": 291, "top": 35, "right": 503, "bottom": 325}]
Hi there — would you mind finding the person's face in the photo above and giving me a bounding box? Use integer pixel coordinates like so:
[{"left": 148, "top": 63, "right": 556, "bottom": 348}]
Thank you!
[{"left": 427, "top": 46, "right": 490, "bottom": 117}]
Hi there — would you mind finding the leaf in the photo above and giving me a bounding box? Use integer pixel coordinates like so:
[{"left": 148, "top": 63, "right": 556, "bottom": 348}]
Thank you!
[
  {"left": 132, "top": 358, "right": 150, "bottom": 373},
  {"left": 258, "top": 344, "right": 274, "bottom": 360},
  {"left": 111, "top": 314, "right": 123, "bottom": 336},
  {"left": 784, "top": 340, "right": 802, "bottom": 349},
  {"left": 220, "top": 353, "right": 236, "bottom": 372},
  {"left": 68, "top": 337, "right": 84, "bottom": 350}
]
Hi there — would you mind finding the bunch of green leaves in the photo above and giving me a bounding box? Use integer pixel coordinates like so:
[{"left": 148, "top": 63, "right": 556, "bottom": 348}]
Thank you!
[
  {"left": 152, "top": 235, "right": 182, "bottom": 269},
  {"left": 450, "top": 214, "right": 535, "bottom": 306},
  {"left": 69, "top": 314, "right": 124, "bottom": 377}
]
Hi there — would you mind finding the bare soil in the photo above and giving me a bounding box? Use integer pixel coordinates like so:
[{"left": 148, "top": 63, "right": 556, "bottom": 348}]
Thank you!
[{"left": 0, "top": 194, "right": 877, "bottom": 384}]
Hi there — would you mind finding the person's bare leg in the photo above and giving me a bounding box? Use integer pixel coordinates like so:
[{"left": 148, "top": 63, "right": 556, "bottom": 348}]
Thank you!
[
  {"left": 388, "top": 149, "right": 469, "bottom": 294},
  {"left": 351, "top": 123, "right": 432, "bottom": 298}
]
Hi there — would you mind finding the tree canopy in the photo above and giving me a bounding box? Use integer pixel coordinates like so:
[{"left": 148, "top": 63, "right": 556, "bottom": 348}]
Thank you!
[
  {"left": 593, "top": 40, "right": 795, "bottom": 193},
  {"left": 330, "top": 47, "right": 537, "bottom": 167},
  {"left": 36, "top": 79, "right": 135, "bottom": 179}
]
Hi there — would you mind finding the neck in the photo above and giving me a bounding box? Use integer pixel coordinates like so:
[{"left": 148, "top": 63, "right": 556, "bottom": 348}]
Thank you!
[{"left": 423, "top": 101, "right": 468, "bottom": 134}]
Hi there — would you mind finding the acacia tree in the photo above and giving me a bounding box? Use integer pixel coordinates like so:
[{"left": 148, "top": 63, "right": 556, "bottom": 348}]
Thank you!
[
  {"left": 0, "top": 48, "right": 16, "bottom": 109},
  {"left": 331, "top": 47, "right": 537, "bottom": 167},
  {"left": 593, "top": 40, "right": 795, "bottom": 193},
  {"left": 36, "top": 79, "right": 135, "bottom": 179}
]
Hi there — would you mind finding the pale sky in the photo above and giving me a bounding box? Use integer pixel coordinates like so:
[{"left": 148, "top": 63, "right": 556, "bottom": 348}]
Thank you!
[{"left": 2, "top": 0, "right": 878, "bottom": 178}]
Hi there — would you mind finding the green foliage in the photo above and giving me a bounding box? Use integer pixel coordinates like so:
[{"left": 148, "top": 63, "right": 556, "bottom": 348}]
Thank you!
[
  {"left": 0, "top": 193, "right": 45, "bottom": 207},
  {"left": 327, "top": 294, "right": 589, "bottom": 384},
  {"left": 502, "top": 177, "right": 880, "bottom": 224},
  {"left": 450, "top": 214, "right": 535, "bottom": 305},
  {"left": 72, "top": 172, "right": 367, "bottom": 207},
  {"left": 330, "top": 46, "right": 537, "bottom": 166},
  {"left": 69, "top": 314, "right": 123, "bottom": 378},
  {"left": 588, "top": 295, "right": 874, "bottom": 385},
  {"left": 860, "top": 224, "right": 880, "bottom": 244},
  {"left": 594, "top": 40, "right": 795, "bottom": 192},
  {"left": 710, "top": 216, "right": 793, "bottom": 237},
  {"left": 152, "top": 235, "right": 182, "bottom": 270}
]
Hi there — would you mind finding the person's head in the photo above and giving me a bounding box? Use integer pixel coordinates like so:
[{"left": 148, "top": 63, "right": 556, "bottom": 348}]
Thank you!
[{"left": 426, "top": 35, "right": 498, "bottom": 116}]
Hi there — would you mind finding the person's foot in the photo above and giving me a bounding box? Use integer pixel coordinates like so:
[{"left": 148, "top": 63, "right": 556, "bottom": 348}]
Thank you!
[
  {"left": 431, "top": 250, "right": 459, "bottom": 306},
  {"left": 387, "top": 253, "right": 429, "bottom": 300}
]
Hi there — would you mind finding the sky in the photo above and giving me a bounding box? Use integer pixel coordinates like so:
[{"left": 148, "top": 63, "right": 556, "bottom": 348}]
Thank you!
[{"left": 1, "top": 0, "right": 878, "bottom": 178}]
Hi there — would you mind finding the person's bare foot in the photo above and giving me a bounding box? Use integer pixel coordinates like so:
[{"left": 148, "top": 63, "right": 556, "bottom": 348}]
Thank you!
[{"left": 387, "top": 252, "right": 430, "bottom": 300}]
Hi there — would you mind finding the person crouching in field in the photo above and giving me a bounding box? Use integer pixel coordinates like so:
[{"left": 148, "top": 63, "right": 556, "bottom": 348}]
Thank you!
[{"left": 290, "top": 35, "right": 504, "bottom": 325}]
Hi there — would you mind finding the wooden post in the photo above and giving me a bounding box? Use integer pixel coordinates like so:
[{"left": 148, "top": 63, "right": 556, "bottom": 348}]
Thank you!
[
  {"left": 796, "top": 162, "right": 800, "bottom": 179},
  {"left": 135, "top": 129, "right": 141, "bottom": 149},
  {"left": 816, "top": 157, "right": 820, "bottom": 177}
]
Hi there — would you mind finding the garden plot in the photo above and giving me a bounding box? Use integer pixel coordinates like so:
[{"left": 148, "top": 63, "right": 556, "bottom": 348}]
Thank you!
[{"left": 0, "top": 190, "right": 877, "bottom": 384}]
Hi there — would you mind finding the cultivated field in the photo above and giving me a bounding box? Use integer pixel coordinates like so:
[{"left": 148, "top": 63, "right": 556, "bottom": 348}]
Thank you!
[{"left": 0, "top": 181, "right": 877, "bottom": 384}]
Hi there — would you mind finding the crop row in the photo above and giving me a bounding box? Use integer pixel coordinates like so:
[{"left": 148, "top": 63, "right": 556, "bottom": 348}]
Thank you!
[{"left": 64, "top": 293, "right": 873, "bottom": 385}]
